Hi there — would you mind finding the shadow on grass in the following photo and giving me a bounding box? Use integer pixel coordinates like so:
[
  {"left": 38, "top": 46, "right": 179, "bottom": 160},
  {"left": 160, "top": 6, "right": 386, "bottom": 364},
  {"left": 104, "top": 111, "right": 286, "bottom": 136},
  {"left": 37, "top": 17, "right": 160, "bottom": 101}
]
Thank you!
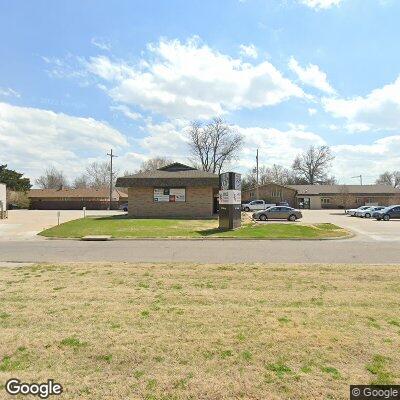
[{"left": 196, "top": 227, "right": 230, "bottom": 236}]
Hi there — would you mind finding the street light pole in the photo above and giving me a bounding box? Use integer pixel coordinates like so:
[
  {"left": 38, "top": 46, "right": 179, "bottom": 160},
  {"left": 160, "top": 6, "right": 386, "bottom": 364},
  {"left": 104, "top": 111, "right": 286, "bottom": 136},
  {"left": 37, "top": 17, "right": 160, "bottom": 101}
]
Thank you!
[
  {"left": 107, "top": 149, "right": 118, "bottom": 210},
  {"left": 351, "top": 175, "right": 363, "bottom": 185}
]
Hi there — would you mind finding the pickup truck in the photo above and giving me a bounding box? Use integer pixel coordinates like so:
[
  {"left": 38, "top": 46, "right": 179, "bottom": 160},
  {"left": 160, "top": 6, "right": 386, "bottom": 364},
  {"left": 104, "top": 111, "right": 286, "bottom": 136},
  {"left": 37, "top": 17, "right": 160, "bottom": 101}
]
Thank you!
[{"left": 241, "top": 200, "right": 276, "bottom": 212}]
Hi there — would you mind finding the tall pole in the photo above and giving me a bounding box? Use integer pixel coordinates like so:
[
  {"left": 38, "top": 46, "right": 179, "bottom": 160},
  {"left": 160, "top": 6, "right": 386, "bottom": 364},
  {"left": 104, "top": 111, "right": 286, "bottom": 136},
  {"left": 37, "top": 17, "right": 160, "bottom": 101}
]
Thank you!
[
  {"left": 256, "top": 148, "right": 259, "bottom": 199},
  {"left": 107, "top": 149, "right": 118, "bottom": 210},
  {"left": 351, "top": 175, "right": 363, "bottom": 185}
]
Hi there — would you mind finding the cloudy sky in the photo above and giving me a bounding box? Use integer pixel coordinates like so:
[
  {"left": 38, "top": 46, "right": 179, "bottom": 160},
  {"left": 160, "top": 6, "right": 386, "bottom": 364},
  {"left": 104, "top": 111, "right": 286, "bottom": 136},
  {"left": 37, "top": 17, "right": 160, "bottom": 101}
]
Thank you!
[{"left": 1, "top": 0, "right": 400, "bottom": 184}]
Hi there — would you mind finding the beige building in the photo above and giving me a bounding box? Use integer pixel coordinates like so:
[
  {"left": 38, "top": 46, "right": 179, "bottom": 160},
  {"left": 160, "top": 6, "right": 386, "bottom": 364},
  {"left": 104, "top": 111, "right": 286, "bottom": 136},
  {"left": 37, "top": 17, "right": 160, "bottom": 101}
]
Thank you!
[
  {"left": 116, "top": 163, "right": 219, "bottom": 218},
  {"left": 242, "top": 183, "right": 400, "bottom": 210},
  {"left": 28, "top": 188, "right": 127, "bottom": 210}
]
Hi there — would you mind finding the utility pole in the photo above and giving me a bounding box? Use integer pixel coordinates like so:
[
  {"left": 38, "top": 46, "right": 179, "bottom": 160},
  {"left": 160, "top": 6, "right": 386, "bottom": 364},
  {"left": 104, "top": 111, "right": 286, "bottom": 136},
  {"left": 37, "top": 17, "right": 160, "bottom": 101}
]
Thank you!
[
  {"left": 256, "top": 148, "right": 259, "bottom": 199},
  {"left": 107, "top": 149, "right": 118, "bottom": 210},
  {"left": 351, "top": 175, "right": 363, "bottom": 185}
]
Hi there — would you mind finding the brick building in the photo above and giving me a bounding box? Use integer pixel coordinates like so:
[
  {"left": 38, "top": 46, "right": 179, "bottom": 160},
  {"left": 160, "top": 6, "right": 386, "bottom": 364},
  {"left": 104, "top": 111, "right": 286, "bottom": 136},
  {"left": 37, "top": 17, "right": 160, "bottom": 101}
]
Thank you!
[
  {"left": 242, "top": 183, "right": 400, "bottom": 209},
  {"left": 28, "top": 188, "right": 127, "bottom": 210},
  {"left": 116, "top": 163, "right": 219, "bottom": 218}
]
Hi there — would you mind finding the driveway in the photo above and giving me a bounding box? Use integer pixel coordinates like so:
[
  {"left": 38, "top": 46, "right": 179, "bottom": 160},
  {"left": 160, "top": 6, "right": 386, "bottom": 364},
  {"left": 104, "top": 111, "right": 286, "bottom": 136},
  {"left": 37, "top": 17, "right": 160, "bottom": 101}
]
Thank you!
[
  {"left": 253, "top": 210, "right": 400, "bottom": 242},
  {"left": 0, "top": 210, "right": 124, "bottom": 240}
]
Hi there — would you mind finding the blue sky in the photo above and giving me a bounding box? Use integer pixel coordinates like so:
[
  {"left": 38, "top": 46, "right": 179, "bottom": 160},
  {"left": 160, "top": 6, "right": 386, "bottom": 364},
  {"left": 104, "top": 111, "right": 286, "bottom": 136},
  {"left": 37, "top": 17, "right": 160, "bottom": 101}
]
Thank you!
[{"left": 1, "top": 0, "right": 400, "bottom": 184}]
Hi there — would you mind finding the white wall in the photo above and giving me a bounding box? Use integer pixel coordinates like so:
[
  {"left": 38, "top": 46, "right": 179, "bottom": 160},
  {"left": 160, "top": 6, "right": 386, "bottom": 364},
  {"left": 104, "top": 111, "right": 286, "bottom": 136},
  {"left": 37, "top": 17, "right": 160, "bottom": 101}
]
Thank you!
[{"left": 0, "top": 183, "right": 6, "bottom": 211}]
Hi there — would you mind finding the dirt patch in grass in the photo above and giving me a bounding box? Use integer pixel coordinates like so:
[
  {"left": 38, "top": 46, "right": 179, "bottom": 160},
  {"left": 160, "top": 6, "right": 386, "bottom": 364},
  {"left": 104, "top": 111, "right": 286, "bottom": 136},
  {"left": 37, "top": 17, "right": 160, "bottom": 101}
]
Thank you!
[{"left": 0, "top": 263, "right": 399, "bottom": 399}]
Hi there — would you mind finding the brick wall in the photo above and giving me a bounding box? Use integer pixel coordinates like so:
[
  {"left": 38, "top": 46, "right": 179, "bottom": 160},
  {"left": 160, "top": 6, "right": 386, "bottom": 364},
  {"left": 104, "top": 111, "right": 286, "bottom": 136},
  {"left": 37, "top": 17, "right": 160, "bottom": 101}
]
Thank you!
[
  {"left": 128, "top": 186, "right": 214, "bottom": 218},
  {"left": 319, "top": 194, "right": 400, "bottom": 209},
  {"left": 242, "top": 184, "right": 297, "bottom": 207}
]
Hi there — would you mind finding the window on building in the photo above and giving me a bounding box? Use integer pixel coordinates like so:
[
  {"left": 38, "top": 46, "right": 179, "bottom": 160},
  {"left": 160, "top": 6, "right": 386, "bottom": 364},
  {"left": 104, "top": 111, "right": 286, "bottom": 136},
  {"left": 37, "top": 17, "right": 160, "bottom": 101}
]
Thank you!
[
  {"left": 321, "top": 198, "right": 331, "bottom": 204},
  {"left": 271, "top": 189, "right": 282, "bottom": 197}
]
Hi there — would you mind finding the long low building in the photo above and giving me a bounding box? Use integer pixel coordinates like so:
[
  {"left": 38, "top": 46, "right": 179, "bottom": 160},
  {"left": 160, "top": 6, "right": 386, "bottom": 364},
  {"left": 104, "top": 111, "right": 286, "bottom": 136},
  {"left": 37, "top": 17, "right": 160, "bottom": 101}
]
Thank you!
[
  {"left": 242, "top": 183, "right": 400, "bottom": 210},
  {"left": 116, "top": 162, "right": 219, "bottom": 218},
  {"left": 28, "top": 188, "right": 127, "bottom": 210}
]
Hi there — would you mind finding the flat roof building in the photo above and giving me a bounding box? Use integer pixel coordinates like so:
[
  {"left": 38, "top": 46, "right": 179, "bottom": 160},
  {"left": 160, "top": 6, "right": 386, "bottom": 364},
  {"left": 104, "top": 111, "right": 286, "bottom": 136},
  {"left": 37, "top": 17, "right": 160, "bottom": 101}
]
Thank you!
[
  {"left": 242, "top": 183, "right": 400, "bottom": 209},
  {"left": 116, "top": 163, "right": 219, "bottom": 218}
]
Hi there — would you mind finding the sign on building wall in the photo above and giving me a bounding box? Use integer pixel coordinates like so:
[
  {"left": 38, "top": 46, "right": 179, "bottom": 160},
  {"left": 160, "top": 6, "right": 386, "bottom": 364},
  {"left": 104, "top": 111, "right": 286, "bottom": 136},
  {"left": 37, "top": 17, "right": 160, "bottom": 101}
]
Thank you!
[{"left": 154, "top": 188, "right": 186, "bottom": 202}]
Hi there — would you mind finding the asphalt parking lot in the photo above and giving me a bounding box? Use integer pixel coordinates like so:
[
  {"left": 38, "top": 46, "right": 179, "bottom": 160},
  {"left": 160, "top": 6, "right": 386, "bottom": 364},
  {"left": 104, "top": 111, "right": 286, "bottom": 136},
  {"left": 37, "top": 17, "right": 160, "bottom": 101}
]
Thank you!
[{"left": 252, "top": 209, "right": 400, "bottom": 242}]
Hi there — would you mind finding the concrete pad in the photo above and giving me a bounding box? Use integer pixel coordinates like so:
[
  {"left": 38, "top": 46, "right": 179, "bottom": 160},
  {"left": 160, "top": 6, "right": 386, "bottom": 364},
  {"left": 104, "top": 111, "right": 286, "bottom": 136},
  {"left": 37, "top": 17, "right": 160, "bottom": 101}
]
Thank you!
[
  {"left": 81, "top": 235, "right": 112, "bottom": 241},
  {"left": 0, "top": 210, "right": 124, "bottom": 241}
]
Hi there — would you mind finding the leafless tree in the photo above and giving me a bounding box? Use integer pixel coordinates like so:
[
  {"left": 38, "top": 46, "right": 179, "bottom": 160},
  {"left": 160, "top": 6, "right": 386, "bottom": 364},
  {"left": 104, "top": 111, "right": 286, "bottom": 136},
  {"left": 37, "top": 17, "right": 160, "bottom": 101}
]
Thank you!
[
  {"left": 35, "top": 166, "right": 68, "bottom": 189},
  {"left": 72, "top": 174, "right": 89, "bottom": 189},
  {"left": 338, "top": 185, "right": 352, "bottom": 210},
  {"left": 292, "top": 145, "right": 335, "bottom": 184},
  {"left": 136, "top": 157, "right": 172, "bottom": 173},
  {"left": 85, "top": 161, "right": 117, "bottom": 189},
  {"left": 187, "top": 117, "right": 243, "bottom": 174},
  {"left": 376, "top": 171, "right": 400, "bottom": 188}
]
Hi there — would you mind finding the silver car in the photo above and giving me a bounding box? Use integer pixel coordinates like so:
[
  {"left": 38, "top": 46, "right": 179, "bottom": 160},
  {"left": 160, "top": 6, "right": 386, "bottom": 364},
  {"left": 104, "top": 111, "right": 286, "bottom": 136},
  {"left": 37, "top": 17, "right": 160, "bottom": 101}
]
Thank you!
[
  {"left": 252, "top": 206, "right": 302, "bottom": 221},
  {"left": 346, "top": 206, "right": 371, "bottom": 216},
  {"left": 355, "top": 206, "right": 385, "bottom": 218}
]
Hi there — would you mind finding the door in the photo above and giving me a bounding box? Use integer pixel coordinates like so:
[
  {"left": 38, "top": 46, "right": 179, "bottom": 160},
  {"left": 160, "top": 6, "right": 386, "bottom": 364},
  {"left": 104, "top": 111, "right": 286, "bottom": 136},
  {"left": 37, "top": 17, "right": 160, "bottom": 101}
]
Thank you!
[
  {"left": 266, "top": 207, "right": 280, "bottom": 219},
  {"left": 391, "top": 206, "right": 400, "bottom": 219},
  {"left": 252, "top": 200, "right": 264, "bottom": 210}
]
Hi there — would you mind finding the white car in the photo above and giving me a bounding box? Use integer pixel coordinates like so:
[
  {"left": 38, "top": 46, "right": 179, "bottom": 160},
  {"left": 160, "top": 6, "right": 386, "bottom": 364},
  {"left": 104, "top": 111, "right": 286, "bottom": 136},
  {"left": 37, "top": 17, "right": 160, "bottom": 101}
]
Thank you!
[
  {"left": 345, "top": 206, "right": 371, "bottom": 216},
  {"left": 355, "top": 206, "right": 385, "bottom": 218},
  {"left": 241, "top": 200, "right": 275, "bottom": 212}
]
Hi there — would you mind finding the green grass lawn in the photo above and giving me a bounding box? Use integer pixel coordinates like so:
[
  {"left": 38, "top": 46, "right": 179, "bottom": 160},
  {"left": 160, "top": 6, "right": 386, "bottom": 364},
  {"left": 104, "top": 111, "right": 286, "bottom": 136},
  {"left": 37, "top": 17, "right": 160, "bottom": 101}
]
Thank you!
[{"left": 39, "top": 216, "right": 349, "bottom": 239}]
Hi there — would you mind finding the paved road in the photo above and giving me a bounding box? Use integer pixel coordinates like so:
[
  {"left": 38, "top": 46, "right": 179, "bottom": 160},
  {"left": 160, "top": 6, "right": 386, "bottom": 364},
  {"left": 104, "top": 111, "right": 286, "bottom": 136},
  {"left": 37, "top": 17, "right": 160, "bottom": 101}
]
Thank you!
[
  {"left": 1, "top": 210, "right": 400, "bottom": 264},
  {"left": 1, "top": 238, "right": 400, "bottom": 264}
]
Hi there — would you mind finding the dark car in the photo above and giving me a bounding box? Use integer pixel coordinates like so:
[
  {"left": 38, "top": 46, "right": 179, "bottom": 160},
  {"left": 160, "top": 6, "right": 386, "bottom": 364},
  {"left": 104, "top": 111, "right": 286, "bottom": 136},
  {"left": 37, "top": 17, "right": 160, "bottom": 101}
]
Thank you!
[{"left": 373, "top": 205, "right": 400, "bottom": 221}]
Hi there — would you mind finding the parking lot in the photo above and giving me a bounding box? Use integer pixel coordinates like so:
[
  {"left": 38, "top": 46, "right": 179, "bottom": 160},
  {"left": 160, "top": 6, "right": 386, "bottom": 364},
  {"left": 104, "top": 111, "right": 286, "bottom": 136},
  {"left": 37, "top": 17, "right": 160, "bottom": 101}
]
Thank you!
[
  {"left": 249, "top": 209, "right": 400, "bottom": 242},
  {"left": 0, "top": 210, "right": 123, "bottom": 240}
]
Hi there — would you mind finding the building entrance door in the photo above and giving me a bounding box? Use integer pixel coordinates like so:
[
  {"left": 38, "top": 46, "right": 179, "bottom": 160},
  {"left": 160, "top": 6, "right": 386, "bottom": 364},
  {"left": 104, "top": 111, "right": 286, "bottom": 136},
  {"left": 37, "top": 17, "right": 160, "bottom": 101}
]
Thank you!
[{"left": 298, "top": 197, "right": 310, "bottom": 209}]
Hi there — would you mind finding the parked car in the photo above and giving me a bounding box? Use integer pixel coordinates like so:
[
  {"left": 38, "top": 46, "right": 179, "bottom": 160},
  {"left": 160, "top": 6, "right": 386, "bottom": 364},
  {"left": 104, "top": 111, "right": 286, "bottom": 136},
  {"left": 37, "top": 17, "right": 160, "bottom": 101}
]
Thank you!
[
  {"left": 277, "top": 201, "right": 290, "bottom": 207},
  {"left": 345, "top": 206, "right": 371, "bottom": 216},
  {"left": 242, "top": 200, "right": 275, "bottom": 212},
  {"left": 252, "top": 206, "right": 302, "bottom": 221},
  {"left": 119, "top": 203, "right": 128, "bottom": 212},
  {"left": 355, "top": 206, "right": 385, "bottom": 218},
  {"left": 373, "top": 205, "right": 400, "bottom": 221}
]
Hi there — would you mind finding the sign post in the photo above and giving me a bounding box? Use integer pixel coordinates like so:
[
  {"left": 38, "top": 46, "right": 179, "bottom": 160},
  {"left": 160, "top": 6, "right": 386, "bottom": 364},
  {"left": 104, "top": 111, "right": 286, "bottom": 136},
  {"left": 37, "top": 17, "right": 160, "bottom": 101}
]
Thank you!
[{"left": 219, "top": 172, "right": 241, "bottom": 230}]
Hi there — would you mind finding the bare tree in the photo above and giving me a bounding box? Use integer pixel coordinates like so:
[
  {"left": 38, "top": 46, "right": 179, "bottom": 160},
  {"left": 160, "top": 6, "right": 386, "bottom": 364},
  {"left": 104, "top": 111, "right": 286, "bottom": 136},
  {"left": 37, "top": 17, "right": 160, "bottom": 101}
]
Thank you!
[
  {"left": 187, "top": 117, "right": 243, "bottom": 174},
  {"left": 35, "top": 166, "right": 68, "bottom": 189},
  {"left": 292, "top": 145, "right": 335, "bottom": 184},
  {"left": 376, "top": 171, "right": 400, "bottom": 188},
  {"left": 136, "top": 157, "right": 172, "bottom": 173},
  {"left": 72, "top": 174, "right": 89, "bottom": 189},
  {"left": 338, "top": 185, "right": 352, "bottom": 210},
  {"left": 85, "top": 161, "right": 117, "bottom": 189}
]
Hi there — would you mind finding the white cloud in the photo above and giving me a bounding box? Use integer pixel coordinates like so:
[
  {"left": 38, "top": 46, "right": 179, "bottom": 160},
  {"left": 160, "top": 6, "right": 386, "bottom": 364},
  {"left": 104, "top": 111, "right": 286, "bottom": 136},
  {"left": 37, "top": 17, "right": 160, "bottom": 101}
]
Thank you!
[
  {"left": 239, "top": 44, "right": 258, "bottom": 59},
  {"left": 91, "top": 37, "right": 112, "bottom": 51},
  {"left": 332, "top": 135, "right": 400, "bottom": 182},
  {"left": 289, "top": 57, "right": 335, "bottom": 94},
  {"left": 300, "top": 0, "right": 344, "bottom": 10},
  {"left": 110, "top": 104, "right": 142, "bottom": 120},
  {"left": 135, "top": 118, "right": 325, "bottom": 172},
  {"left": 0, "top": 102, "right": 128, "bottom": 181},
  {"left": 323, "top": 76, "right": 400, "bottom": 132},
  {"left": 84, "top": 37, "right": 304, "bottom": 119},
  {"left": 308, "top": 107, "right": 317, "bottom": 115},
  {"left": 0, "top": 87, "right": 20, "bottom": 98}
]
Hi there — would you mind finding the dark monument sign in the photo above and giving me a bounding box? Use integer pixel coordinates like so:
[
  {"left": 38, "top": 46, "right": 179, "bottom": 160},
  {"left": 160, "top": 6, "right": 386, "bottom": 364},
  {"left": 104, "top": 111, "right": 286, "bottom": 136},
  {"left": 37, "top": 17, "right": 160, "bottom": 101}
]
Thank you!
[{"left": 219, "top": 172, "right": 241, "bottom": 230}]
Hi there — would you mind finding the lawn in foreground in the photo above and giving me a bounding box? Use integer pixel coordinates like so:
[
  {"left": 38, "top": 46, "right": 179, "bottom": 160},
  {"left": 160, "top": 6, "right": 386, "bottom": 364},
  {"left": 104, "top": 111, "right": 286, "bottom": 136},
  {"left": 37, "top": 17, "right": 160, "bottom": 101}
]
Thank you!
[
  {"left": 0, "top": 263, "right": 399, "bottom": 399},
  {"left": 39, "top": 216, "right": 349, "bottom": 239}
]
